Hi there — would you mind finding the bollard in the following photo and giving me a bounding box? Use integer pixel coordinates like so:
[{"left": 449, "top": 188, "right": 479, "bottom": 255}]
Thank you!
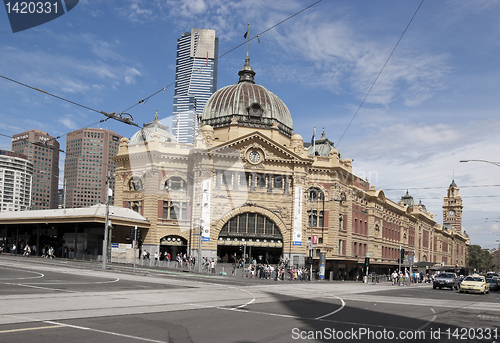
[{"left": 330, "top": 271, "right": 333, "bottom": 281}]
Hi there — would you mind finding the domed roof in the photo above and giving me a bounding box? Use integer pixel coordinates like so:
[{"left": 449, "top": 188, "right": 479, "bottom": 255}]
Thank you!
[
  {"left": 400, "top": 190, "right": 415, "bottom": 208},
  {"left": 130, "top": 111, "right": 177, "bottom": 144},
  {"left": 201, "top": 57, "right": 293, "bottom": 137},
  {"left": 308, "top": 128, "right": 336, "bottom": 157}
]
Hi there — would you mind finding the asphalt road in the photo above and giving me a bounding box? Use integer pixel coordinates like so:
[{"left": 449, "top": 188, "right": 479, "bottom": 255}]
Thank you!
[{"left": 1, "top": 255, "right": 499, "bottom": 343}]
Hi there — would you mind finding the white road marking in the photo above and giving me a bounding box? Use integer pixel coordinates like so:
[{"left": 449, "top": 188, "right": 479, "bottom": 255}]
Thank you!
[
  {"left": 416, "top": 315, "right": 436, "bottom": 331},
  {"left": 3, "top": 283, "right": 76, "bottom": 293},
  {"left": 44, "top": 320, "right": 167, "bottom": 343},
  {"left": 0, "top": 267, "right": 44, "bottom": 280},
  {"left": 315, "top": 295, "right": 346, "bottom": 320},
  {"left": 23, "top": 278, "right": 120, "bottom": 285}
]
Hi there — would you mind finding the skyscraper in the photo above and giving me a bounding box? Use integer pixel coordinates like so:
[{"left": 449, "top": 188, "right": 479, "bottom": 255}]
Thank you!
[
  {"left": 11, "top": 129, "right": 60, "bottom": 210},
  {"left": 172, "top": 28, "right": 219, "bottom": 144},
  {"left": 64, "top": 128, "right": 122, "bottom": 208}
]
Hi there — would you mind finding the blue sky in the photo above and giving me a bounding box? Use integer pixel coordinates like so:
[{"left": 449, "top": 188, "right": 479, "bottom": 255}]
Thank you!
[{"left": 1, "top": 0, "right": 499, "bottom": 249}]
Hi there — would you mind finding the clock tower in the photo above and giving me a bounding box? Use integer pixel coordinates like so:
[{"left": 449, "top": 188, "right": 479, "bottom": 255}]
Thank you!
[{"left": 443, "top": 180, "right": 463, "bottom": 233}]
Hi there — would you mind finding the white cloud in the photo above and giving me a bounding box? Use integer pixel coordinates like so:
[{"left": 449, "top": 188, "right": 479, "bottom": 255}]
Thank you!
[
  {"left": 59, "top": 116, "right": 78, "bottom": 130},
  {"left": 124, "top": 67, "right": 142, "bottom": 85},
  {"left": 117, "top": 0, "right": 155, "bottom": 23}
]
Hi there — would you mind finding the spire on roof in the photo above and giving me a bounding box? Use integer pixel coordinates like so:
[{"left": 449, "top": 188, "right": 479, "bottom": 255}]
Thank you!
[{"left": 238, "top": 23, "right": 256, "bottom": 84}]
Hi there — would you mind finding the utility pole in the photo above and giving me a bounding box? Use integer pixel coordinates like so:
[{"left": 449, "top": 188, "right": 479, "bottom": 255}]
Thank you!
[{"left": 102, "top": 171, "right": 111, "bottom": 270}]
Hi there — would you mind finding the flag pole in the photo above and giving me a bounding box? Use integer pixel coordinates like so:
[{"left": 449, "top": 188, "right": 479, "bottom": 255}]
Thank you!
[
  {"left": 313, "top": 127, "right": 316, "bottom": 155},
  {"left": 246, "top": 23, "right": 250, "bottom": 58}
]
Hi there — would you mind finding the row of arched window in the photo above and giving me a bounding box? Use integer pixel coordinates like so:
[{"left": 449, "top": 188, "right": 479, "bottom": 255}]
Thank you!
[{"left": 127, "top": 176, "right": 187, "bottom": 192}]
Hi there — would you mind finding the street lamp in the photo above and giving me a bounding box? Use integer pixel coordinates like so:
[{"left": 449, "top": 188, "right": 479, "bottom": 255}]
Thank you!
[{"left": 460, "top": 159, "right": 500, "bottom": 167}]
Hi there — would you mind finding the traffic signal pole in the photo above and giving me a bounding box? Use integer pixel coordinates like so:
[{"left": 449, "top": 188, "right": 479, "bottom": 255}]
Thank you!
[
  {"left": 399, "top": 245, "right": 402, "bottom": 283},
  {"left": 133, "top": 225, "right": 137, "bottom": 273}
]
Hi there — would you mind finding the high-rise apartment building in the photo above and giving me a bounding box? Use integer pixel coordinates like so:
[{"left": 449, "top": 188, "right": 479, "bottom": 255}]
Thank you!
[
  {"left": 11, "top": 129, "right": 60, "bottom": 210},
  {"left": 0, "top": 150, "right": 33, "bottom": 212},
  {"left": 64, "top": 128, "right": 122, "bottom": 208},
  {"left": 172, "top": 28, "right": 219, "bottom": 143}
]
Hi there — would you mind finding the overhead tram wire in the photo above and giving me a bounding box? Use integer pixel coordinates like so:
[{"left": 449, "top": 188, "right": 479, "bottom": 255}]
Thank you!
[
  {"left": 2, "top": 117, "right": 113, "bottom": 153},
  {"left": 384, "top": 184, "right": 500, "bottom": 191},
  {"left": 119, "top": 0, "right": 323, "bottom": 115},
  {"left": 0, "top": 74, "right": 139, "bottom": 127},
  {"left": 336, "top": 0, "right": 425, "bottom": 147}
]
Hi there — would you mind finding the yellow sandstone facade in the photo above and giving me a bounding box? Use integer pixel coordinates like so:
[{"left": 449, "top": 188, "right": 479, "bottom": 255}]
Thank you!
[{"left": 113, "top": 57, "right": 469, "bottom": 276}]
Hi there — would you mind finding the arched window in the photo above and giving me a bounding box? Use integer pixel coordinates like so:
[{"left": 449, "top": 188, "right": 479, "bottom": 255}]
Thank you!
[
  {"left": 308, "top": 187, "right": 324, "bottom": 201},
  {"left": 128, "top": 177, "right": 143, "bottom": 190},
  {"left": 165, "top": 176, "right": 187, "bottom": 192},
  {"left": 220, "top": 213, "right": 282, "bottom": 239},
  {"left": 128, "top": 201, "right": 142, "bottom": 213}
]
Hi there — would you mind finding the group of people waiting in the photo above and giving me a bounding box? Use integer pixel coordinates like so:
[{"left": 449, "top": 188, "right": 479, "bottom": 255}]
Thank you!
[
  {"left": 245, "top": 263, "right": 310, "bottom": 281},
  {"left": 391, "top": 270, "right": 432, "bottom": 285},
  {"left": 141, "top": 250, "right": 197, "bottom": 268}
]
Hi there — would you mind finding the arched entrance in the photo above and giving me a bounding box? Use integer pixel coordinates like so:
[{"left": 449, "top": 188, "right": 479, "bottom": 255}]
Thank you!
[
  {"left": 160, "top": 235, "right": 187, "bottom": 260},
  {"left": 217, "top": 212, "right": 283, "bottom": 264}
]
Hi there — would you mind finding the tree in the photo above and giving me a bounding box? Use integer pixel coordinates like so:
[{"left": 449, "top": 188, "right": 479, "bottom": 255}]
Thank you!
[{"left": 468, "top": 245, "right": 495, "bottom": 272}]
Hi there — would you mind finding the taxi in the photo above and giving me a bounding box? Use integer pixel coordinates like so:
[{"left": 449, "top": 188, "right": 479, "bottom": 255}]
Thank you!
[{"left": 459, "top": 275, "right": 490, "bottom": 294}]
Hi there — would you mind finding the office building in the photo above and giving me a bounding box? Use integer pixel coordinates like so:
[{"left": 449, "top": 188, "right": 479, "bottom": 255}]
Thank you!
[
  {"left": 64, "top": 128, "right": 122, "bottom": 207},
  {"left": 11, "top": 129, "right": 60, "bottom": 210},
  {"left": 0, "top": 150, "right": 33, "bottom": 212},
  {"left": 172, "top": 28, "right": 219, "bottom": 143}
]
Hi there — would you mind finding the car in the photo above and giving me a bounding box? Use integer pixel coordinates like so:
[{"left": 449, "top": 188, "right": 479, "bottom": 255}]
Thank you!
[
  {"left": 459, "top": 275, "right": 490, "bottom": 294},
  {"left": 486, "top": 278, "right": 499, "bottom": 292},
  {"left": 433, "top": 272, "right": 459, "bottom": 290}
]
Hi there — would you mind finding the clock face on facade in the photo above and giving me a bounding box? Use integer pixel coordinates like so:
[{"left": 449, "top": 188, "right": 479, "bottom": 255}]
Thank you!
[
  {"left": 448, "top": 210, "right": 455, "bottom": 216},
  {"left": 248, "top": 151, "right": 261, "bottom": 163}
]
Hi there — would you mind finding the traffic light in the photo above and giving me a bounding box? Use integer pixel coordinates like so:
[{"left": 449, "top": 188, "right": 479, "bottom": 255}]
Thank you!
[
  {"left": 365, "top": 257, "right": 370, "bottom": 266},
  {"left": 239, "top": 246, "right": 243, "bottom": 252},
  {"left": 136, "top": 229, "right": 142, "bottom": 242},
  {"left": 400, "top": 249, "right": 405, "bottom": 260},
  {"left": 307, "top": 256, "right": 313, "bottom": 265}
]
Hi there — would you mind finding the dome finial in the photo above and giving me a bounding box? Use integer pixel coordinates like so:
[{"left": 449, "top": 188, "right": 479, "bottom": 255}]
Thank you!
[
  {"left": 154, "top": 110, "right": 158, "bottom": 121},
  {"left": 238, "top": 23, "right": 256, "bottom": 84},
  {"left": 245, "top": 23, "right": 250, "bottom": 59}
]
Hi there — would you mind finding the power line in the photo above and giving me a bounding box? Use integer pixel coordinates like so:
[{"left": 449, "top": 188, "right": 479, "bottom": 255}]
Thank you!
[
  {"left": 384, "top": 184, "right": 500, "bottom": 191},
  {"left": 119, "top": 0, "right": 323, "bottom": 114},
  {"left": 336, "top": 0, "right": 424, "bottom": 147},
  {"left": 0, "top": 75, "right": 139, "bottom": 127},
  {"left": 419, "top": 195, "right": 500, "bottom": 200},
  {"left": 1, "top": 118, "right": 113, "bottom": 152}
]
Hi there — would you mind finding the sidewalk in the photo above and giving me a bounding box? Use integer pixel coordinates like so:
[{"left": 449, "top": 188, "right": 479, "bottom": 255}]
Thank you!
[{"left": 0, "top": 254, "right": 387, "bottom": 285}]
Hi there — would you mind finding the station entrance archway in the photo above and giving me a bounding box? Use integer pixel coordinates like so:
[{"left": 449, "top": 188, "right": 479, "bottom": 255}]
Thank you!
[
  {"left": 217, "top": 212, "right": 283, "bottom": 264},
  {"left": 160, "top": 235, "right": 187, "bottom": 259}
]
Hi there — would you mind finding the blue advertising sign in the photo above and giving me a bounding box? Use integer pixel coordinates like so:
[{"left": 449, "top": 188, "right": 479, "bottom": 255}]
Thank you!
[{"left": 3, "top": 0, "right": 79, "bottom": 33}]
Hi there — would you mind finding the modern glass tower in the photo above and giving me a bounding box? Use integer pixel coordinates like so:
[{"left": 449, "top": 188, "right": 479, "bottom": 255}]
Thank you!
[{"left": 172, "top": 28, "right": 219, "bottom": 144}]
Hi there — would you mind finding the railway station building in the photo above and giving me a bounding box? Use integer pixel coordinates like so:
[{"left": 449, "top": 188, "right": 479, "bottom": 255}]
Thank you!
[{"left": 112, "top": 55, "right": 470, "bottom": 278}]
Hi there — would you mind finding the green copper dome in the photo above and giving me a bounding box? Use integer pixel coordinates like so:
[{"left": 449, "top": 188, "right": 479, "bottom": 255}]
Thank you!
[
  {"left": 201, "top": 57, "right": 293, "bottom": 137},
  {"left": 130, "top": 111, "right": 177, "bottom": 144}
]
